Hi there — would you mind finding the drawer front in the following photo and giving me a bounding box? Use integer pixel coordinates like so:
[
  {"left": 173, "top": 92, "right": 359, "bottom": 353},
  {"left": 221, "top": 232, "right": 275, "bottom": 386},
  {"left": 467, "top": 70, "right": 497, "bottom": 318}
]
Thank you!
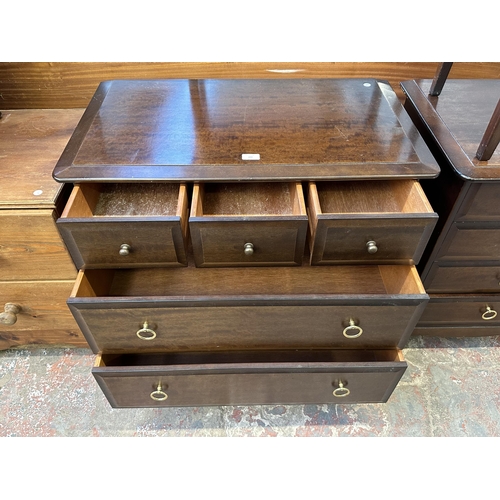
[
  {"left": 0, "top": 280, "right": 84, "bottom": 350},
  {"left": 457, "top": 182, "right": 500, "bottom": 221},
  {"left": 71, "top": 303, "right": 425, "bottom": 353},
  {"left": 0, "top": 210, "right": 76, "bottom": 280},
  {"left": 413, "top": 326, "right": 500, "bottom": 337},
  {"left": 310, "top": 217, "right": 436, "bottom": 265},
  {"left": 418, "top": 297, "right": 500, "bottom": 326},
  {"left": 424, "top": 263, "right": 500, "bottom": 293},
  {"left": 93, "top": 351, "right": 407, "bottom": 407},
  {"left": 189, "top": 219, "right": 308, "bottom": 267},
  {"left": 437, "top": 222, "right": 500, "bottom": 260},
  {"left": 58, "top": 220, "right": 187, "bottom": 269}
]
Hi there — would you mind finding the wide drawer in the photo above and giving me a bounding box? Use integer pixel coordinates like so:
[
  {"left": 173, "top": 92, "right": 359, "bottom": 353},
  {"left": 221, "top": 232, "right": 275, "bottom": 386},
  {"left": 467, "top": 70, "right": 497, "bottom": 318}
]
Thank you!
[
  {"left": 308, "top": 180, "right": 437, "bottom": 265},
  {"left": 57, "top": 183, "right": 189, "bottom": 269},
  {"left": 418, "top": 295, "right": 500, "bottom": 326},
  {"left": 69, "top": 265, "right": 428, "bottom": 353},
  {"left": 189, "top": 182, "right": 308, "bottom": 267},
  {"left": 436, "top": 222, "right": 500, "bottom": 260},
  {"left": 0, "top": 209, "right": 76, "bottom": 280},
  {"left": 0, "top": 280, "right": 84, "bottom": 350},
  {"left": 93, "top": 349, "right": 407, "bottom": 407},
  {"left": 424, "top": 263, "right": 500, "bottom": 293}
]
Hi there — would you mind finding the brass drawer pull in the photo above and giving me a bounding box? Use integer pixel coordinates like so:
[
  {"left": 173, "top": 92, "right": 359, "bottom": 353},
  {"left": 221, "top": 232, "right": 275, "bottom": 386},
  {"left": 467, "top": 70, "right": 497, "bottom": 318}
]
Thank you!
[
  {"left": 333, "top": 380, "right": 350, "bottom": 398},
  {"left": 482, "top": 306, "right": 498, "bottom": 321},
  {"left": 366, "top": 240, "right": 378, "bottom": 254},
  {"left": 243, "top": 242, "right": 254, "bottom": 256},
  {"left": 136, "top": 322, "right": 157, "bottom": 340},
  {"left": 150, "top": 382, "right": 168, "bottom": 401},
  {"left": 119, "top": 244, "right": 131, "bottom": 256},
  {"left": 343, "top": 319, "right": 363, "bottom": 339},
  {"left": 0, "top": 303, "right": 21, "bottom": 326}
]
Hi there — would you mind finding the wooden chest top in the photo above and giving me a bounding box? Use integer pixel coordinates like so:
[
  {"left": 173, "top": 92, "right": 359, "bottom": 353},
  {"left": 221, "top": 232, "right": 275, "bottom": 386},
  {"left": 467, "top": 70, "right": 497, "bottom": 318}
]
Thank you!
[{"left": 53, "top": 79, "right": 439, "bottom": 183}]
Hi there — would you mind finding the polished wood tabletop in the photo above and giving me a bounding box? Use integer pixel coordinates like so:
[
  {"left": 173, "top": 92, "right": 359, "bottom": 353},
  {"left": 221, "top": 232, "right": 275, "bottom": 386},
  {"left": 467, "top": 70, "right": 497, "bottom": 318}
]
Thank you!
[
  {"left": 401, "top": 79, "right": 500, "bottom": 181},
  {"left": 53, "top": 79, "right": 439, "bottom": 182}
]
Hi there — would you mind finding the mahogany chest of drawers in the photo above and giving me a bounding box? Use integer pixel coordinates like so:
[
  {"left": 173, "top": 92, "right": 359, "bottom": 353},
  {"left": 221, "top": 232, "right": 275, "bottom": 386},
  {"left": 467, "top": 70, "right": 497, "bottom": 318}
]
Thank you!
[
  {"left": 401, "top": 79, "right": 500, "bottom": 337},
  {"left": 53, "top": 79, "right": 439, "bottom": 407}
]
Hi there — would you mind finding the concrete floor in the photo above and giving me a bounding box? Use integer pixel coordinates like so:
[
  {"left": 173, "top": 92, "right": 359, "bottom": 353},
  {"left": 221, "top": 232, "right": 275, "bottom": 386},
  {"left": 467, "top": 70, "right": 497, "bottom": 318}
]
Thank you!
[{"left": 1, "top": 334, "right": 500, "bottom": 437}]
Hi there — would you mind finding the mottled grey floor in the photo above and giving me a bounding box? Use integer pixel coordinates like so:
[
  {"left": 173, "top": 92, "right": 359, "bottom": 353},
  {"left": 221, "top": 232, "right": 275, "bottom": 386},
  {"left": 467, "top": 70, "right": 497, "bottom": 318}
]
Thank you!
[{"left": 1, "top": 335, "right": 500, "bottom": 436}]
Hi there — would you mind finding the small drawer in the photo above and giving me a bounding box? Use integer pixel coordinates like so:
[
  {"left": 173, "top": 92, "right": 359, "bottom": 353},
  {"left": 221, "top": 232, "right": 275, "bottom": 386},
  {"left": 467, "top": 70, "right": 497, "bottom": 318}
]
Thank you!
[
  {"left": 418, "top": 295, "right": 500, "bottom": 325},
  {"left": 308, "top": 180, "right": 437, "bottom": 265},
  {"left": 57, "top": 183, "right": 189, "bottom": 269},
  {"left": 93, "top": 349, "right": 407, "bottom": 407},
  {"left": 456, "top": 183, "right": 500, "bottom": 221},
  {"left": 189, "top": 182, "right": 308, "bottom": 267},
  {"left": 436, "top": 221, "right": 500, "bottom": 260},
  {"left": 424, "top": 263, "right": 500, "bottom": 294},
  {"left": 68, "top": 265, "right": 427, "bottom": 353}
]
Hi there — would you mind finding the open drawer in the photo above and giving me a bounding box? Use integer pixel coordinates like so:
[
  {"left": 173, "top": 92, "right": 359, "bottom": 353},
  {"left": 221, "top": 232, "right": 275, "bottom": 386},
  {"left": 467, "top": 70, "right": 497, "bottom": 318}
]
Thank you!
[
  {"left": 308, "top": 180, "right": 437, "bottom": 265},
  {"left": 68, "top": 265, "right": 428, "bottom": 353},
  {"left": 189, "top": 182, "right": 308, "bottom": 267},
  {"left": 93, "top": 349, "right": 407, "bottom": 407},
  {"left": 57, "top": 183, "right": 189, "bottom": 269}
]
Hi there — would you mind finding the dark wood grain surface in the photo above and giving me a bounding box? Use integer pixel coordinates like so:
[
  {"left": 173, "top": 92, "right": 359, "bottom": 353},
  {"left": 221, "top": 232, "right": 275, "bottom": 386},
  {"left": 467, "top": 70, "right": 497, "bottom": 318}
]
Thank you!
[
  {"left": 52, "top": 79, "right": 440, "bottom": 182},
  {"left": 401, "top": 79, "right": 500, "bottom": 180}
]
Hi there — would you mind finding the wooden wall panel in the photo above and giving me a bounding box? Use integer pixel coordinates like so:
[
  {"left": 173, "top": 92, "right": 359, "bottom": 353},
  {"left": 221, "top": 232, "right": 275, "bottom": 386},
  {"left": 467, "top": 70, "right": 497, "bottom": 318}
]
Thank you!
[{"left": 1, "top": 62, "right": 499, "bottom": 109}]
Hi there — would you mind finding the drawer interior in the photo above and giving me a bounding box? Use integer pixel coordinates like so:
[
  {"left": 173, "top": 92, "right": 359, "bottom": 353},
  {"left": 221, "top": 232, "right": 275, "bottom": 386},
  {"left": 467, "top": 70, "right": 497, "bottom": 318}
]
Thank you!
[
  {"left": 311, "top": 180, "right": 433, "bottom": 215},
  {"left": 191, "top": 182, "right": 306, "bottom": 217},
  {"left": 72, "top": 264, "right": 425, "bottom": 298},
  {"left": 97, "top": 348, "right": 404, "bottom": 367},
  {"left": 62, "top": 183, "right": 187, "bottom": 218}
]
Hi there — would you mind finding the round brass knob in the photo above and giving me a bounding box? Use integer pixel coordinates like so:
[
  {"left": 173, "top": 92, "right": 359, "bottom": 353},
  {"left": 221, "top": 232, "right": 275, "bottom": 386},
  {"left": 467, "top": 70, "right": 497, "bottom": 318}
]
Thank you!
[
  {"left": 244, "top": 242, "right": 254, "bottom": 256},
  {"left": 482, "top": 306, "right": 498, "bottom": 321},
  {"left": 136, "top": 321, "right": 157, "bottom": 340},
  {"left": 150, "top": 382, "right": 168, "bottom": 401},
  {"left": 343, "top": 319, "right": 363, "bottom": 339},
  {"left": 119, "top": 244, "right": 131, "bottom": 256},
  {"left": 366, "top": 240, "right": 378, "bottom": 254},
  {"left": 0, "top": 303, "right": 21, "bottom": 326},
  {"left": 333, "top": 380, "right": 350, "bottom": 398}
]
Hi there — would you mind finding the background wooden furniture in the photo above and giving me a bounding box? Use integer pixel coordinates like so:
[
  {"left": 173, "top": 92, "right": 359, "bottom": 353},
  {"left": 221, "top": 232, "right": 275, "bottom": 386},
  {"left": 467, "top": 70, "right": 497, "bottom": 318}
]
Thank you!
[
  {"left": 401, "top": 79, "right": 500, "bottom": 337},
  {"left": 0, "top": 109, "right": 87, "bottom": 349}
]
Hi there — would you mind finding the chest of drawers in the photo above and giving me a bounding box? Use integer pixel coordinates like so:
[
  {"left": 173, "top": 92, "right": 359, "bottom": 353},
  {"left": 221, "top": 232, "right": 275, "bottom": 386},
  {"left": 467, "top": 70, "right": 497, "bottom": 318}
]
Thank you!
[
  {"left": 0, "top": 109, "right": 87, "bottom": 349},
  {"left": 401, "top": 79, "right": 500, "bottom": 337},
  {"left": 53, "top": 78, "right": 439, "bottom": 407}
]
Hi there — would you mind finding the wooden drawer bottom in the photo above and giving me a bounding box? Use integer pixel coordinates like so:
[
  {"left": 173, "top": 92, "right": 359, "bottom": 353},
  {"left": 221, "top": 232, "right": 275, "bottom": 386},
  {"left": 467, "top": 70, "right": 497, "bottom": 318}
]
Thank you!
[
  {"left": 413, "top": 326, "right": 500, "bottom": 337},
  {"left": 93, "top": 349, "right": 406, "bottom": 407}
]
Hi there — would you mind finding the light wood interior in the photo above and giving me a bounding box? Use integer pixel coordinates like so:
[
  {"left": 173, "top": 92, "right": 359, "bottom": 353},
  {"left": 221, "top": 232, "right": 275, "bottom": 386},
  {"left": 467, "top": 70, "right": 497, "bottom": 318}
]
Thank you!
[
  {"left": 194, "top": 182, "right": 305, "bottom": 216},
  {"left": 75, "top": 265, "right": 424, "bottom": 298},
  {"left": 97, "top": 348, "right": 404, "bottom": 367},
  {"left": 315, "top": 180, "right": 432, "bottom": 215},
  {"left": 62, "top": 183, "right": 183, "bottom": 218}
]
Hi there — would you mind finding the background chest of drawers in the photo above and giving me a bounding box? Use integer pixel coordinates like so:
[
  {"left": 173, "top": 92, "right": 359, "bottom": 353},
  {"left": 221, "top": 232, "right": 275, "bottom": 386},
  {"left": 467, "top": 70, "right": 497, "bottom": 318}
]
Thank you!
[
  {"left": 0, "top": 109, "right": 87, "bottom": 350},
  {"left": 52, "top": 78, "right": 440, "bottom": 407},
  {"left": 401, "top": 79, "right": 500, "bottom": 337}
]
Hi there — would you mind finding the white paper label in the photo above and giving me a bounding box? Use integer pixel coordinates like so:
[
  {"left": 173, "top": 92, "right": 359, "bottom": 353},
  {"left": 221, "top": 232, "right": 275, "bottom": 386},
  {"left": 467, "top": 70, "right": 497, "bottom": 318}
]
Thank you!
[{"left": 242, "top": 154, "right": 260, "bottom": 160}]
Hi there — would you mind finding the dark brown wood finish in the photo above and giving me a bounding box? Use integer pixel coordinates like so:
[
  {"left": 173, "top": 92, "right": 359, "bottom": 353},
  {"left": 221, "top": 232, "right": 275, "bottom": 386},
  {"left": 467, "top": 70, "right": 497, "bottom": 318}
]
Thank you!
[
  {"left": 476, "top": 99, "right": 500, "bottom": 161},
  {"left": 428, "top": 63, "right": 454, "bottom": 96},
  {"left": 57, "top": 183, "right": 189, "bottom": 268},
  {"left": 52, "top": 79, "right": 439, "bottom": 182},
  {"left": 308, "top": 180, "right": 437, "bottom": 265},
  {"left": 92, "top": 349, "right": 407, "bottom": 407}
]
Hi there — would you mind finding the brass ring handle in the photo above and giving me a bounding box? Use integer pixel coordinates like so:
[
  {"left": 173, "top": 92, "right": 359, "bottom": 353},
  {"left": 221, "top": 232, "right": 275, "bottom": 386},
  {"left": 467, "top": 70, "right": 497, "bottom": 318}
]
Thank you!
[
  {"left": 333, "top": 381, "right": 350, "bottom": 398},
  {"left": 150, "top": 382, "right": 168, "bottom": 401},
  {"left": 482, "top": 306, "right": 498, "bottom": 321},
  {"left": 119, "top": 244, "right": 131, "bottom": 256},
  {"left": 0, "top": 303, "right": 21, "bottom": 326},
  {"left": 343, "top": 319, "right": 363, "bottom": 339},
  {"left": 244, "top": 242, "right": 254, "bottom": 256},
  {"left": 366, "top": 240, "right": 378, "bottom": 254},
  {"left": 136, "top": 321, "right": 157, "bottom": 340}
]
